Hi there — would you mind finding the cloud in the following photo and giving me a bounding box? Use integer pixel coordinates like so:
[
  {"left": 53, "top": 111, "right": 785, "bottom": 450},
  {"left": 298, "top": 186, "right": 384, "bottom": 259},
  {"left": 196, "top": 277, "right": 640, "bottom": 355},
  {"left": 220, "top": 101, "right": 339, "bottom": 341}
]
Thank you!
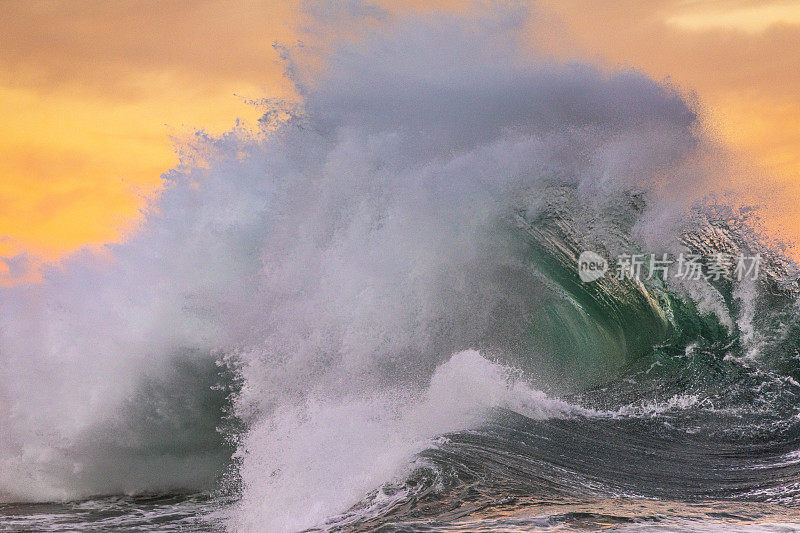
[
  {"left": 0, "top": 0, "right": 295, "bottom": 100},
  {"left": 667, "top": 2, "right": 800, "bottom": 34}
]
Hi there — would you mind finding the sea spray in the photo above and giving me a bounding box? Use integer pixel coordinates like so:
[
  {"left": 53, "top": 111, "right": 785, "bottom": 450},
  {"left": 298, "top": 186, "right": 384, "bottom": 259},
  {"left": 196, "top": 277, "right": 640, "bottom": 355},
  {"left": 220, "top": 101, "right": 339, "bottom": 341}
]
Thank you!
[{"left": 0, "top": 7, "right": 796, "bottom": 533}]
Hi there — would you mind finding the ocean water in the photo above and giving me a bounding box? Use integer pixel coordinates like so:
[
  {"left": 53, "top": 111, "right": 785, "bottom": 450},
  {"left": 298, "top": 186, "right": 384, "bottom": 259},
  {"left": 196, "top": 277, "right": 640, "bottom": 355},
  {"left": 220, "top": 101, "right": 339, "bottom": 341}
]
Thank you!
[
  {"left": 4, "top": 495, "right": 800, "bottom": 532},
  {"left": 2, "top": 6, "right": 800, "bottom": 532}
]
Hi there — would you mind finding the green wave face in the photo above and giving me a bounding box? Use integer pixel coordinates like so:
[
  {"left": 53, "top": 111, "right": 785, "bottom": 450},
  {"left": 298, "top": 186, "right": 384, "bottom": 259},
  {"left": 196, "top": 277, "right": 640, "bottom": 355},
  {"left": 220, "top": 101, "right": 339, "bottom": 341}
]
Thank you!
[{"left": 504, "top": 194, "right": 798, "bottom": 402}]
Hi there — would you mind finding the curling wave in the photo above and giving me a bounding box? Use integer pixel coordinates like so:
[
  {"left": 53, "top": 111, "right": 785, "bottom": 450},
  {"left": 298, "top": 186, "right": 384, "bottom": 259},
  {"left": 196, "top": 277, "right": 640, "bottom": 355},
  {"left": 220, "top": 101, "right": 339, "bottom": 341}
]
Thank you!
[{"left": 1, "top": 5, "right": 799, "bottom": 533}]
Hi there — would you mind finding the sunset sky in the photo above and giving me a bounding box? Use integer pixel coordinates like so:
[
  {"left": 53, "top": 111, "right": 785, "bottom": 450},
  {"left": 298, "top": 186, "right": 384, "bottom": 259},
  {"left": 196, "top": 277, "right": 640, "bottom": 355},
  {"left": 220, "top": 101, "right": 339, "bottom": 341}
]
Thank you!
[{"left": 2, "top": 0, "right": 799, "bottom": 284}]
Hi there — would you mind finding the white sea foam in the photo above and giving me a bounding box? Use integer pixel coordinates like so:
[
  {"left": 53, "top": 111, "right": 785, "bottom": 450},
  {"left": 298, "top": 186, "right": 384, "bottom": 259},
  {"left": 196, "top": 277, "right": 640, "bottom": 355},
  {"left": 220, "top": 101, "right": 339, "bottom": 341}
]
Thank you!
[{"left": 230, "top": 349, "right": 589, "bottom": 532}]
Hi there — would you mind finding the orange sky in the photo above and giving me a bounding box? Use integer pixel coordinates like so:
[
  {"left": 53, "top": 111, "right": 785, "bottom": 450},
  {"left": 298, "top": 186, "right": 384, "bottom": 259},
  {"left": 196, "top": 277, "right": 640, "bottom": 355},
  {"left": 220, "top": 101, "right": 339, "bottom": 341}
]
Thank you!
[{"left": 1, "top": 0, "right": 799, "bottom": 283}]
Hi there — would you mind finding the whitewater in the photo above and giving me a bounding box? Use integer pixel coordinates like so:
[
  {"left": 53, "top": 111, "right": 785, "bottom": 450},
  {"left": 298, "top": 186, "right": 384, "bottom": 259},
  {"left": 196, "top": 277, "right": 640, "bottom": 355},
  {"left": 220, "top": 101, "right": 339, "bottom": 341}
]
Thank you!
[{"left": 2, "top": 5, "right": 800, "bottom": 532}]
